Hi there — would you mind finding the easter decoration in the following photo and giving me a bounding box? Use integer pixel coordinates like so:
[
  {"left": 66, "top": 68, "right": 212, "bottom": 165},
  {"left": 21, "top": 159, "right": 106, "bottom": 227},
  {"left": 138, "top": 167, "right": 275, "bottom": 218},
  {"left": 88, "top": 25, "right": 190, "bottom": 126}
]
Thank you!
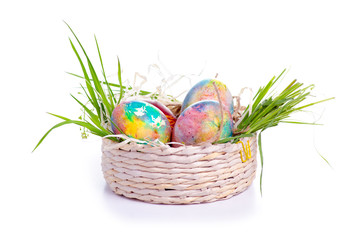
[
  {"left": 111, "top": 100, "right": 171, "bottom": 143},
  {"left": 181, "top": 79, "right": 234, "bottom": 114},
  {"left": 34, "top": 23, "right": 334, "bottom": 204},
  {"left": 173, "top": 100, "right": 233, "bottom": 145}
]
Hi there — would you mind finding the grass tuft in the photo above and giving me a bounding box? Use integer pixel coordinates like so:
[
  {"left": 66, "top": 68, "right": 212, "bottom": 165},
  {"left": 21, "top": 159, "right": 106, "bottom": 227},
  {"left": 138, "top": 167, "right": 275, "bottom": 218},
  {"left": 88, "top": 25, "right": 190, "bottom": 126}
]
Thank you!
[
  {"left": 34, "top": 23, "right": 125, "bottom": 151},
  {"left": 230, "top": 69, "right": 334, "bottom": 193}
]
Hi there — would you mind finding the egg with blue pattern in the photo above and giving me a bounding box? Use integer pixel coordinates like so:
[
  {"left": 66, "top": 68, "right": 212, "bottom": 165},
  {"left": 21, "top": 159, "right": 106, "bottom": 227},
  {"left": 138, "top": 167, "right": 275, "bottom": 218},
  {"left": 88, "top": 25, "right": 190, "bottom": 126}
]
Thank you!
[
  {"left": 143, "top": 99, "right": 177, "bottom": 130},
  {"left": 172, "top": 100, "right": 233, "bottom": 145},
  {"left": 181, "top": 79, "right": 234, "bottom": 114},
  {"left": 111, "top": 100, "right": 171, "bottom": 143}
]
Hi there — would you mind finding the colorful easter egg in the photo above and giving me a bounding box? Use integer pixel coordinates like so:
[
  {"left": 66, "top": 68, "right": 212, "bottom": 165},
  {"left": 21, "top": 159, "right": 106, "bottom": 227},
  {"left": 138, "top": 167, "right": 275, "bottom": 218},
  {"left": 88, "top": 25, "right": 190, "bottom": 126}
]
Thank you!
[
  {"left": 181, "top": 79, "right": 234, "bottom": 114},
  {"left": 143, "top": 99, "right": 177, "bottom": 130},
  {"left": 172, "top": 100, "right": 233, "bottom": 145},
  {"left": 111, "top": 100, "right": 171, "bottom": 143}
]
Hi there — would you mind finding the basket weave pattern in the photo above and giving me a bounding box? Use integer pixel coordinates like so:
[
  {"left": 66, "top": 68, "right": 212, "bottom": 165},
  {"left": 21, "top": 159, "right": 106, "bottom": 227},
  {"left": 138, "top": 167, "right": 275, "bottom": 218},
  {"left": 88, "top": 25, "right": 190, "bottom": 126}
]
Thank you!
[{"left": 101, "top": 135, "right": 257, "bottom": 204}]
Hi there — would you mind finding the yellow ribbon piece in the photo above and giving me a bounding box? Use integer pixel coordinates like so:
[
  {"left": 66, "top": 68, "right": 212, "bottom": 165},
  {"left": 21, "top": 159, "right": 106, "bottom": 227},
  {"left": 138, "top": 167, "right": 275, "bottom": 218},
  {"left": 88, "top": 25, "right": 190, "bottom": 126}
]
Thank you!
[{"left": 237, "top": 140, "right": 252, "bottom": 163}]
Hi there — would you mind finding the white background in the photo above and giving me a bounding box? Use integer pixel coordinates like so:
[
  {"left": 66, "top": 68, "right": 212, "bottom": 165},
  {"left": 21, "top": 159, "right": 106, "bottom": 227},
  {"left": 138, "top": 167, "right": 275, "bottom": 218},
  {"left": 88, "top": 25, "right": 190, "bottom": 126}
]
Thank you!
[{"left": 1, "top": 0, "right": 361, "bottom": 239}]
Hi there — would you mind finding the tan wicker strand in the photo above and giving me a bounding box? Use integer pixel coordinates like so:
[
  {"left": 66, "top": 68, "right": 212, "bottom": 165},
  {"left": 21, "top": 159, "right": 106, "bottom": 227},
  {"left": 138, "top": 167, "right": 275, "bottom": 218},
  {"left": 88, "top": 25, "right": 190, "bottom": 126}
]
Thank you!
[
  {"left": 101, "top": 135, "right": 257, "bottom": 204},
  {"left": 103, "top": 140, "right": 257, "bottom": 170},
  {"left": 103, "top": 159, "right": 256, "bottom": 191}
]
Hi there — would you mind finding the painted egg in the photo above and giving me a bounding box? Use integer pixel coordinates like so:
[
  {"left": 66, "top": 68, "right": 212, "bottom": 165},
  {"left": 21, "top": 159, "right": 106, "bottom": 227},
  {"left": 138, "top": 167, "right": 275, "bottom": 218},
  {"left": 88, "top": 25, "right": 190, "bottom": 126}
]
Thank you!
[
  {"left": 172, "top": 100, "right": 233, "bottom": 145},
  {"left": 111, "top": 100, "right": 171, "bottom": 143},
  {"left": 181, "top": 79, "right": 234, "bottom": 114},
  {"left": 143, "top": 99, "right": 177, "bottom": 130}
]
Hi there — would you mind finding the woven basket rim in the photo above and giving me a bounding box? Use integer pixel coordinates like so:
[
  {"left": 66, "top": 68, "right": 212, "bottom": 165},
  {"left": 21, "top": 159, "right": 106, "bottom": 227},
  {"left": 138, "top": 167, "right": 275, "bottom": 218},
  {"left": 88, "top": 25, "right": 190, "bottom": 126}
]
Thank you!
[{"left": 102, "top": 132, "right": 257, "bottom": 151}]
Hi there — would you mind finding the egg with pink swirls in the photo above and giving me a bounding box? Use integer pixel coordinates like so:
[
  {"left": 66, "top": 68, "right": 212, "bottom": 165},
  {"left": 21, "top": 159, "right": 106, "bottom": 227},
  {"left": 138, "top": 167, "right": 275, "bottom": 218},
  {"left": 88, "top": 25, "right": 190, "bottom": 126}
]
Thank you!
[
  {"left": 181, "top": 79, "right": 234, "bottom": 114},
  {"left": 172, "top": 100, "right": 233, "bottom": 145}
]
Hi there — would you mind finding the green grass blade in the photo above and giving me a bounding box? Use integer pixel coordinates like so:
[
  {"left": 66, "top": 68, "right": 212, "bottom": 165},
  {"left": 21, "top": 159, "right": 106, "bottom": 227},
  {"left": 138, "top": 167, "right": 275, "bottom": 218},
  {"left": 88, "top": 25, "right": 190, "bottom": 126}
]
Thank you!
[
  {"left": 315, "top": 148, "right": 332, "bottom": 168},
  {"left": 294, "top": 97, "right": 335, "bottom": 111},
  {"left": 252, "top": 76, "right": 275, "bottom": 110},
  {"left": 281, "top": 121, "right": 322, "bottom": 125},
  {"left": 240, "top": 79, "right": 316, "bottom": 134},
  {"left": 32, "top": 121, "right": 74, "bottom": 152},
  {"left": 258, "top": 132, "right": 264, "bottom": 196},
  {"left": 33, "top": 115, "right": 111, "bottom": 152},
  {"left": 47, "top": 112, "right": 108, "bottom": 135},
  {"left": 274, "top": 68, "right": 287, "bottom": 83},
  {"left": 117, "top": 57, "right": 123, "bottom": 104},
  {"left": 64, "top": 22, "right": 92, "bottom": 61},
  {"left": 108, "top": 117, "right": 123, "bottom": 134},
  {"left": 68, "top": 38, "right": 100, "bottom": 117},
  {"left": 68, "top": 72, "right": 150, "bottom": 97},
  {"left": 79, "top": 84, "right": 92, "bottom": 104},
  {"left": 214, "top": 134, "right": 254, "bottom": 144},
  {"left": 238, "top": 73, "right": 288, "bottom": 131},
  {"left": 251, "top": 82, "right": 302, "bottom": 123},
  {"left": 70, "top": 94, "right": 106, "bottom": 130},
  {"left": 95, "top": 35, "right": 116, "bottom": 107},
  {"left": 280, "top": 79, "right": 297, "bottom": 94},
  {"left": 67, "top": 72, "right": 124, "bottom": 90},
  {"left": 52, "top": 115, "right": 109, "bottom": 136},
  {"left": 65, "top": 22, "right": 111, "bottom": 117},
  {"left": 86, "top": 58, "right": 112, "bottom": 110},
  {"left": 47, "top": 112, "right": 70, "bottom": 121},
  {"left": 65, "top": 23, "right": 107, "bottom": 104},
  {"left": 94, "top": 35, "right": 107, "bottom": 81},
  {"left": 77, "top": 121, "right": 109, "bottom": 136},
  {"left": 66, "top": 72, "right": 85, "bottom": 79}
]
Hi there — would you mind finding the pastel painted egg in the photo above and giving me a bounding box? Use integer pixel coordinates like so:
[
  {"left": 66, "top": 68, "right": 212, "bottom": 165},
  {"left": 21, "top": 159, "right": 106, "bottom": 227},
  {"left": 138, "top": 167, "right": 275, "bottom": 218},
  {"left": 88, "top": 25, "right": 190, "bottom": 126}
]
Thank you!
[
  {"left": 143, "top": 99, "right": 177, "bottom": 130},
  {"left": 172, "top": 100, "right": 233, "bottom": 145},
  {"left": 181, "top": 79, "right": 234, "bottom": 114},
  {"left": 111, "top": 100, "right": 171, "bottom": 143}
]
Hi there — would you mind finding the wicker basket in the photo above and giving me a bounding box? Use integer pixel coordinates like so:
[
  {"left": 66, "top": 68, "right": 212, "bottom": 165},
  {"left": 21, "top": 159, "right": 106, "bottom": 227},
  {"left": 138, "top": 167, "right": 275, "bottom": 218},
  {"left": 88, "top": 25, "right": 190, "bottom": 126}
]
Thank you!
[{"left": 101, "top": 134, "right": 257, "bottom": 204}]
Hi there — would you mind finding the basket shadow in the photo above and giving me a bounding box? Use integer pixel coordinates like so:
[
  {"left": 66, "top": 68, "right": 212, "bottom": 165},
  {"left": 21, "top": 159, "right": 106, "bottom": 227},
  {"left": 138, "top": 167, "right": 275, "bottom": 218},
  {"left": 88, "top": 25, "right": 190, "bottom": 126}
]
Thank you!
[{"left": 102, "top": 183, "right": 260, "bottom": 223}]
